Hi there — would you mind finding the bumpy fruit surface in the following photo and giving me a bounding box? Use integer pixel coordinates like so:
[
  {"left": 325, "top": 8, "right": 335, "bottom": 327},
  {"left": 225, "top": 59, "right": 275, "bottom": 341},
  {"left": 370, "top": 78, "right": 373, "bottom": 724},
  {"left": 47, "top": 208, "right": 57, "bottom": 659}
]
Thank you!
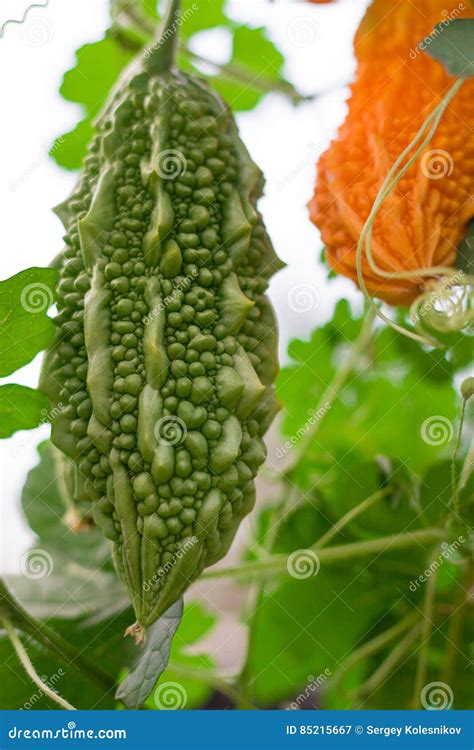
[
  {"left": 40, "top": 15, "right": 281, "bottom": 630},
  {"left": 309, "top": 0, "right": 474, "bottom": 305}
]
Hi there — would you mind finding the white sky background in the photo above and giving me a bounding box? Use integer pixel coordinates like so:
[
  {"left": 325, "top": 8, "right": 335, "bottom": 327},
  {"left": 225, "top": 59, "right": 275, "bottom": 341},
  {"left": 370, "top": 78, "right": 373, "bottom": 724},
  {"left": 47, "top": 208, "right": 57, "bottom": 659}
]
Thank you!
[{"left": 0, "top": 0, "right": 368, "bottom": 571}]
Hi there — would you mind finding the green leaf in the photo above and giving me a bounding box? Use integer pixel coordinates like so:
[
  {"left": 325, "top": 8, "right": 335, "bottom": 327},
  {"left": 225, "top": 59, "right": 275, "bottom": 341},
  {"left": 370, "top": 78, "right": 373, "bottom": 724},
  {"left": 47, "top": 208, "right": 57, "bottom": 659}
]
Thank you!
[
  {"left": 418, "top": 460, "right": 474, "bottom": 530},
  {"left": 0, "top": 587, "right": 135, "bottom": 709},
  {"left": 178, "top": 0, "right": 227, "bottom": 37},
  {"left": 141, "top": 0, "right": 159, "bottom": 22},
  {"left": 277, "top": 301, "right": 459, "bottom": 484},
  {"left": 53, "top": 3, "right": 302, "bottom": 167},
  {"left": 5, "top": 571, "right": 127, "bottom": 623},
  {"left": 325, "top": 460, "right": 421, "bottom": 541},
  {"left": 232, "top": 25, "right": 285, "bottom": 83},
  {"left": 0, "top": 267, "right": 57, "bottom": 376},
  {"left": 50, "top": 120, "right": 95, "bottom": 172},
  {"left": 190, "top": 25, "right": 299, "bottom": 112},
  {"left": 247, "top": 566, "right": 384, "bottom": 705},
  {"left": 424, "top": 19, "right": 474, "bottom": 77},
  {"left": 150, "top": 600, "right": 217, "bottom": 709},
  {"left": 116, "top": 599, "right": 183, "bottom": 709},
  {"left": 51, "top": 37, "right": 133, "bottom": 170},
  {"left": 21, "top": 441, "right": 113, "bottom": 570},
  {"left": 0, "top": 385, "right": 50, "bottom": 438}
]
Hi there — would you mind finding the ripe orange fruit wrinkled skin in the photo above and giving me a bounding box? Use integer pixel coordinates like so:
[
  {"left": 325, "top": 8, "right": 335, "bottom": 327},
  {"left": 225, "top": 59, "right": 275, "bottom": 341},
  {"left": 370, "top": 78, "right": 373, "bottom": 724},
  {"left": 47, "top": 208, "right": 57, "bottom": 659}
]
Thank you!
[{"left": 308, "top": 0, "right": 474, "bottom": 306}]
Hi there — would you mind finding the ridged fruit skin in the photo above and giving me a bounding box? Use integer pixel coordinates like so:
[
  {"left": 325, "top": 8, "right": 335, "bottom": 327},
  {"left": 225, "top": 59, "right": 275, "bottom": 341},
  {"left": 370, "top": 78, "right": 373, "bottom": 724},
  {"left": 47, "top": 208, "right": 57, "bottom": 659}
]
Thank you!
[
  {"left": 40, "top": 63, "right": 281, "bottom": 627},
  {"left": 309, "top": 0, "right": 474, "bottom": 306}
]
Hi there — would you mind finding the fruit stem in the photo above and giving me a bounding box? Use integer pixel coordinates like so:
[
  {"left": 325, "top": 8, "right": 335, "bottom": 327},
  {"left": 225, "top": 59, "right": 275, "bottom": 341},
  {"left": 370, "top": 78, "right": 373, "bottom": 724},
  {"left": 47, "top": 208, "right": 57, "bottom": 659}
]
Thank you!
[{"left": 143, "top": 0, "right": 181, "bottom": 74}]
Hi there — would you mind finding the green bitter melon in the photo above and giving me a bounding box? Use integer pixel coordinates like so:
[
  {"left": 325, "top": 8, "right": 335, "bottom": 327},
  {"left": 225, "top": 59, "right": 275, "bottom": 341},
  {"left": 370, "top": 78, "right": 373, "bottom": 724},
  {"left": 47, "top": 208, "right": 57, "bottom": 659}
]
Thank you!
[{"left": 40, "top": 0, "right": 282, "bottom": 639}]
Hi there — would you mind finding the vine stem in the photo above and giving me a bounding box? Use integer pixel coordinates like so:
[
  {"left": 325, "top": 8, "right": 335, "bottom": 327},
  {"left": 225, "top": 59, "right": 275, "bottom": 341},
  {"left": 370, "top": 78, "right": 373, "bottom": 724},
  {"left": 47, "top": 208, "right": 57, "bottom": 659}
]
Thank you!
[
  {"left": 412, "top": 545, "right": 441, "bottom": 708},
  {"left": 442, "top": 564, "right": 472, "bottom": 686},
  {"left": 2, "top": 618, "right": 76, "bottom": 711},
  {"left": 315, "top": 488, "right": 390, "bottom": 549},
  {"left": 451, "top": 398, "right": 467, "bottom": 513},
  {"left": 239, "top": 486, "right": 389, "bottom": 699},
  {"left": 113, "top": 6, "right": 307, "bottom": 103},
  {"left": 181, "top": 43, "right": 308, "bottom": 104},
  {"left": 355, "top": 78, "right": 465, "bottom": 348},
  {"left": 330, "top": 610, "right": 420, "bottom": 691},
  {"left": 352, "top": 622, "right": 422, "bottom": 707},
  {"left": 238, "top": 483, "right": 301, "bottom": 702},
  {"left": 201, "top": 528, "right": 445, "bottom": 580},
  {"left": 283, "top": 307, "right": 377, "bottom": 477},
  {"left": 0, "top": 579, "right": 114, "bottom": 693},
  {"left": 460, "top": 437, "right": 474, "bottom": 490}
]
